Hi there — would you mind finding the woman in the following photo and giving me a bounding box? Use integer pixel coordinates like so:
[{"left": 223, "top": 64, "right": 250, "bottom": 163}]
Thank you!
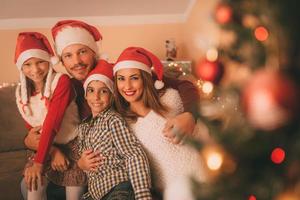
[
  {"left": 15, "top": 32, "right": 86, "bottom": 200},
  {"left": 113, "top": 47, "right": 206, "bottom": 199}
]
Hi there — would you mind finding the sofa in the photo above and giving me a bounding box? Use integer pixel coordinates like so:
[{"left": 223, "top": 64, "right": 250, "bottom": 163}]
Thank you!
[
  {"left": 0, "top": 84, "right": 27, "bottom": 199},
  {"left": 0, "top": 85, "right": 66, "bottom": 200}
]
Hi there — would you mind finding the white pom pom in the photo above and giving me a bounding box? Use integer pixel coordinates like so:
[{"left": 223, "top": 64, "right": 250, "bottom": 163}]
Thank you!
[
  {"left": 154, "top": 80, "right": 164, "bottom": 89},
  {"left": 51, "top": 56, "right": 60, "bottom": 65},
  {"left": 99, "top": 52, "right": 109, "bottom": 61}
]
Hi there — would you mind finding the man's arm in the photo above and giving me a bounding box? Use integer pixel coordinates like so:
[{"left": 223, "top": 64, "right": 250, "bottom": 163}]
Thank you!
[
  {"left": 162, "top": 75, "right": 200, "bottom": 119},
  {"left": 162, "top": 75, "right": 200, "bottom": 144}
]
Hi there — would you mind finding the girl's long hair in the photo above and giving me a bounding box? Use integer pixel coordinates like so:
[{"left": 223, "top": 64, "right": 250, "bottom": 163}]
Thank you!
[
  {"left": 114, "top": 70, "right": 168, "bottom": 123},
  {"left": 25, "top": 76, "right": 46, "bottom": 99}
]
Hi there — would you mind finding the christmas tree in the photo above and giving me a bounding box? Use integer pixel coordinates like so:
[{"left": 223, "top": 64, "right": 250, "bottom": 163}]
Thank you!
[{"left": 186, "top": 0, "right": 300, "bottom": 199}]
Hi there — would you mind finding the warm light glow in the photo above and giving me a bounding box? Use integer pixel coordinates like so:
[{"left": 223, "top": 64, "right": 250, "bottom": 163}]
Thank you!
[
  {"left": 206, "top": 48, "right": 218, "bottom": 62},
  {"left": 276, "top": 191, "right": 299, "bottom": 200},
  {"left": 254, "top": 26, "right": 269, "bottom": 41},
  {"left": 215, "top": 4, "right": 232, "bottom": 24},
  {"left": 202, "top": 81, "right": 214, "bottom": 94},
  {"left": 207, "top": 152, "right": 223, "bottom": 170},
  {"left": 0, "top": 82, "right": 18, "bottom": 90}
]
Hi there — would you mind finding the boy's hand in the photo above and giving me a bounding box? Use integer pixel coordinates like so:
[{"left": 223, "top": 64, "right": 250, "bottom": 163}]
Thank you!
[{"left": 77, "top": 149, "right": 104, "bottom": 172}]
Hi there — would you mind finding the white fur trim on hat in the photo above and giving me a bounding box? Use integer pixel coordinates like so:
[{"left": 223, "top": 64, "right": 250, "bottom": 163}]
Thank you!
[
  {"left": 55, "top": 26, "right": 99, "bottom": 56},
  {"left": 113, "top": 60, "right": 151, "bottom": 75},
  {"left": 84, "top": 74, "right": 113, "bottom": 93},
  {"left": 16, "top": 49, "right": 51, "bottom": 70}
]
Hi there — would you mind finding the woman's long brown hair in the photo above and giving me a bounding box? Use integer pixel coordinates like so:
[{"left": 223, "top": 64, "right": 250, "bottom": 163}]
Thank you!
[{"left": 114, "top": 70, "right": 168, "bottom": 123}]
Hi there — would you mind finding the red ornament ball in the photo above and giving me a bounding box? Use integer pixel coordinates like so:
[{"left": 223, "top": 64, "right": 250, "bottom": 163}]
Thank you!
[
  {"left": 248, "top": 195, "right": 256, "bottom": 200},
  {"left": 196, "top": 59, "right": 224, "bottom": 84},
  {"left": 271, "top": 148, "right": 285, "bottom": 164},
  {"left": 242, "top": 70, "right": 299, "bottom": 131},
  {"left": 215, "top": 4, "right": 233, "bottom": 24}
]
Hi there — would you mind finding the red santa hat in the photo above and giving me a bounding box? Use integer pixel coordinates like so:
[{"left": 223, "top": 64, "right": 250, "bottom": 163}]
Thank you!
[
  {"left": 15, "top": 32, "right": 56, "bottom": 114},
  {"left": 52, "top": 20, "right": 102, "bottom": 57},
  {"left": 113, "top": 47, "right": 164, "bottom": 89},
  {"left": 83, "top": 59, "right": 114, "bottom": 94}
]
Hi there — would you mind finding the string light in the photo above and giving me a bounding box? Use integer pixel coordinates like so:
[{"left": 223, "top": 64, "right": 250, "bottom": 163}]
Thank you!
[
  {"left": 202, "top": 81, "right": 214, "bottom": 94},
  {"left": 206, "top": 48, "right": 218, "bottom": 62},
  {"left": 196, "top": 79, "right": 204, "bottom": 88},
  {"left": 162, "top": 61, "right": 192, "bottom": 77},
  {"left": 0, "top": 82, "right": 19, "bottom": 89}
]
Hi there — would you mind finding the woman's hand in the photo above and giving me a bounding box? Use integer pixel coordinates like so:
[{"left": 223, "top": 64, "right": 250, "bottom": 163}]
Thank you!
[
  {"left": 77, "top": 149, "right": 103, "bottom": 172},
  {"left": 50, "top": 147, "right": 70, "bottom": 172},
  {"left": 163, "top": 112, "right": 196, "bottom": 144},
  {"left": 24, "top": 162, "right": 43, "bottom": 191}
]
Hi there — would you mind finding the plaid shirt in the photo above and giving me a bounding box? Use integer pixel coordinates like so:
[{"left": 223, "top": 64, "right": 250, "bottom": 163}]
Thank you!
[{"left": 77, "top": 108, "right": 152, "bottom": 200}]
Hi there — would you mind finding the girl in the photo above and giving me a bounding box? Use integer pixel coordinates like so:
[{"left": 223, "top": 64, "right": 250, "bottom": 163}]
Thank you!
[
  {"left": 113, "top": 47, "right": 206, "bottom": 199},
  {"left": 15, "top": 32, "right": 86, "bottom": 200},
  {"left": 77, "top": 60, "right": 152, "bottom": 200}
]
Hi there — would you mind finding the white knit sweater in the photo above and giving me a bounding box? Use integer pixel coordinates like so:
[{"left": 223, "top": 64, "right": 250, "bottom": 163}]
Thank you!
[{"left": 131, "top": 88, "right": 205, "bottom": 192}]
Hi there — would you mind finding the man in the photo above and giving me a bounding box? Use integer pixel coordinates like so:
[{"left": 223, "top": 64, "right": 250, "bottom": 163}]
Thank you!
[
  {"left": 23, "top": 20, "right": 200, "bottom": 199},
  {"left": 51, "top": 20, "right": 199, "bottom": 137}
]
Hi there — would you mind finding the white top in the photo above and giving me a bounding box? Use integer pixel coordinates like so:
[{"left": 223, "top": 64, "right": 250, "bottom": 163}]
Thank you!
[
  {"left": 16, "top": 72, "right": 79, "bottom": 144},
  {"left": 131, "top": 88, "right": 205, "bottom": 191}
]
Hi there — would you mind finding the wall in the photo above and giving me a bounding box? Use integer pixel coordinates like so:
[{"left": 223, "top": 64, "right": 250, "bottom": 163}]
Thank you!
[
  {"left": 0, "top": 23, "right": 185, "bottom": 82},
  {"left": 183, "top": 0, "right": 219, "bottom": 69},
  {"left": 0, "top": 0, "right": 221, "bottom": 83}
]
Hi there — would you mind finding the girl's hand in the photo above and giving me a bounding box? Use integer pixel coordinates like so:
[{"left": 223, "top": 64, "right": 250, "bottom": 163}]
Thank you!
[
  {"left": 24, "top": 162, "right": 43, "bottom": 191},
  {"left": 50, "top": 147, "right": 70, "bottom": 172},
  {"left": 77, "top": 149, "right": 103, "bottom": 172}
]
